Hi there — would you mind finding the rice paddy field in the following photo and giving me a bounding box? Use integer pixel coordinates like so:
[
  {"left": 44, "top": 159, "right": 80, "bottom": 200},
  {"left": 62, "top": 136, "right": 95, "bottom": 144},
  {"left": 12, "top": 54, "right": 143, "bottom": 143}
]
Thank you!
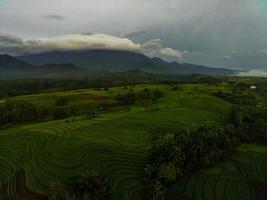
[{"left": 0, "top": 83, "right": 266, "bottom": 199}]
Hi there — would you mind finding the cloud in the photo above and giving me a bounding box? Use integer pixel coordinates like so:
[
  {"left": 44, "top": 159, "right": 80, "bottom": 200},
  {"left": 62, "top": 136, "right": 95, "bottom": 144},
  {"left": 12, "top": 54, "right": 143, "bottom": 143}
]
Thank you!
[
  {"left": 141, "top": 39, "right": 162, "bottom": 52},
  {"left": 120, "top": 31, "right": 146, "bottom": 38},
  {"left": 238, "top": 69, "right": 267, "bottom": 77},
  {"left": 259, "top": 48, "right": 267, "bottom": 55},
  {"left": 81, "top": 32, "right": 94, "bottom": 36},
  {"left": 43, "top": 14, "right": 66, "bottom": 20},
  {"left": 0, "top": 33, "right": 25, "bottom": 55},
  {"left": 160, "top": 48, "right": 184, "bottom": 60},
  {"left": 224, "top": 55, "right": 231, "bottom": 59},
  {"left": 141, "top": 39, "right": 186, "bottom": 59},
  {"left": 0, "top": 33, "right": 186, "bottom": 60},
  {"left": 0, "top": 33, "right": 23, "bottom": 45}
]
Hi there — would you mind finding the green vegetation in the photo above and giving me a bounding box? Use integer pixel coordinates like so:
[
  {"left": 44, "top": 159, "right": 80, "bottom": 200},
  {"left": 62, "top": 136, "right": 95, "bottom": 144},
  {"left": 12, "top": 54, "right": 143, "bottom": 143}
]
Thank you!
[
  {"left": 0, "top": 77, "right": 266, "bottom": 200},
  {"left": 167, "top": 144, "right": 267, "bottom": 200}
]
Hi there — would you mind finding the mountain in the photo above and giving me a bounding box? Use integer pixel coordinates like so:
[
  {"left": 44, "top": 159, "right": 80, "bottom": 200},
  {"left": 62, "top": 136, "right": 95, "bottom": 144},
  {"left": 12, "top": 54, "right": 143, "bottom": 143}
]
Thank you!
[
  {"left": 19, "top": 50, "right": 150, "bottom": 70},
  {"left": 0, "top": 54, "right": 32, "bottom": 70},
  {"left": 18, "top": 50, "right": 237, "bottom": 76},
  {"left": 0, "top": 55, "right": 89, "bottom": 79},
  {"left": 0, "top": 51, "right": 238, "bottom": 79}
]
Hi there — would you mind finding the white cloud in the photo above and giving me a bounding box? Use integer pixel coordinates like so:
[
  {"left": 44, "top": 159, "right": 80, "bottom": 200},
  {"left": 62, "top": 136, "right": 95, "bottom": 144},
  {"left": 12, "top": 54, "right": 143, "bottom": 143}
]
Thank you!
[
  {"left": 140, "top": 39, "right": 186, "bottom": 59},
  {"left": 0, "top": 33, "right": 186, "bottom": 60},
  {"left": 159, "top": 48, "right": 184, "bottom": 60},
  {"left": 141, "top": 39, "right": 163, "bottom": 53},
  {"left": 238, "top": 69, "right": 267, "bottom": 77},
  {"left": 30, "top": 34, "right": 142, "bottom": 52}
]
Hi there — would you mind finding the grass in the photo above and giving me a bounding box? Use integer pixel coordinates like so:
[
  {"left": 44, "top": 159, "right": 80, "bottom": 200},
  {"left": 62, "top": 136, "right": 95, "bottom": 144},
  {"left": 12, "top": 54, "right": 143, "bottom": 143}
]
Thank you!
[{"left": 0, "top": 83, "right": 233, "bottom": 199}]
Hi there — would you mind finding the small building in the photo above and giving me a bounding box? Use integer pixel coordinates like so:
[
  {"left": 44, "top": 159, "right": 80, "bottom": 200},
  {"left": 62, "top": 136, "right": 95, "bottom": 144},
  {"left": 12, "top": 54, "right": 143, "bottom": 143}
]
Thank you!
[{"left": 250, "top": 85, "right": 257, "bottom": 89}]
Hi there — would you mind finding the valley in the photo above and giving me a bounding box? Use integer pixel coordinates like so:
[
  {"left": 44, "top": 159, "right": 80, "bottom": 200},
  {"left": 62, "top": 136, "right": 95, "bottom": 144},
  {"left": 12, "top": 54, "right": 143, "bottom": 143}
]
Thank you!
[{"left": 0, "top": 79, "right": 266, "bottom": 199}]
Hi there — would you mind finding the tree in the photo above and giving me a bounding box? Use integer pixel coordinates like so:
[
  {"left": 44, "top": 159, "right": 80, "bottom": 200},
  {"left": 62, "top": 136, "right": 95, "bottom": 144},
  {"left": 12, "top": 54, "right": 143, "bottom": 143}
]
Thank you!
[
  {"left": 158, "top": 163, "right": 177, "bottom": 182},
  {"left": 115, "top": 91, "right": 137, "bottom": 106},
  {"left": 53, "top": 107, "right": 69, "bottom": 119},
  {"left": 70, "top": 171, "right": 111, "bottom": 200},
  {"left": 48, "top": 181, "right": 72, "bottom": 200},
  {"left": 229, "top": 106, "right": 242, "bottom": 127},
  {"left": 54, "top": 96, "right": 69, "bottom": 106},
  {"left": 0, "top": 100, "right": 38, "bottom": 126}
]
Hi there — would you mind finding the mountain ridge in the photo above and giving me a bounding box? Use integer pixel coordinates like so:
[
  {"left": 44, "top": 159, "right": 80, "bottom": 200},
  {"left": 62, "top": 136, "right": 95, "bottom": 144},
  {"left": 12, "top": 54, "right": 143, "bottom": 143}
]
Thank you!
[
  {"left": 18, "top": 50, "right": 237, "bottom": 76},
  {"left": 0, "top": 55, "right": 89, "bottom": 79},
  {"left": 0, "top": 54, "right": 32, "bottom": 70},
  {"left": 0, "top": 50, "right": 238, "bottom": 79}
]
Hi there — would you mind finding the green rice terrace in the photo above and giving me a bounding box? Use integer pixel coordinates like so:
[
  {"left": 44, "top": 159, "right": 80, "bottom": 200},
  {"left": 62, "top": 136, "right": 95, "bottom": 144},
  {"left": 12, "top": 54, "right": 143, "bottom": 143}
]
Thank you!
[{"left": 0, "top": 81, "right": 267, "bottom": 200}]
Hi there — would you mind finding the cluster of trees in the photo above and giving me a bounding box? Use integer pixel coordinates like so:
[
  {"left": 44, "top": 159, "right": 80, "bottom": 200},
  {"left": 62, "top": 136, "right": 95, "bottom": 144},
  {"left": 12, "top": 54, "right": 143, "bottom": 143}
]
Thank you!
[
  {"left": 0, "top": 73, "right": 205, "bottom": 99},
  {"left": 54, "top": 96, "right": 69, "bottom": 106},
  {"left": 0, "top": 100, "right": 38, "bottom": 128},
  {"left": 219, "top": 80, "right": 267, "bottom": 143},
  {"left": 0, "top": 99, "right": 63, "bottom": 128},
  {"left": 145, "top": 104, "right": 267, "bottom": 199},
  {"left": 115, "top": 88, "right": 163, "bottom": 107},
  {"left": 0, "top": 72, "right": 159, "bottom": 98},
  {"left": 0, "top": 98, "right": 114, "bottom": 128},
  {"left": 144, "top": 125, "right": 239, "bottom": 199},
  {"left": 230, "top": 105, "right": 267, "bottom": 144},
  {"left": 214, "top": 80, "right": 267, "bottom": 106},
  {"left": 0, "top": 87, "right": 163, "bottom": 129},
  {"left": 214, "top": 91, "right": 256, "bottom": 105},
  {"left": 47, "top": 171, "right": 111, "bottom": 200}
]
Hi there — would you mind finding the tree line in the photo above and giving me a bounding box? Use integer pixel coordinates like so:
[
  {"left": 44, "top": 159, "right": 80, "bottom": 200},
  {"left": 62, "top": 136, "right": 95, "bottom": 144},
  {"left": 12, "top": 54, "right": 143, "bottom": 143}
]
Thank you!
[
  {"left": 0, "top": 88, "right": 164, "bottom": 129},
  {"left": 115, "top": 88, "right": 163, "bottom": 108},
  {"left": 0, "top": 74, "right": 220, "bottom": 99},
  {"left": 0, "top": 99, "right": 110, "bottom": 129}
]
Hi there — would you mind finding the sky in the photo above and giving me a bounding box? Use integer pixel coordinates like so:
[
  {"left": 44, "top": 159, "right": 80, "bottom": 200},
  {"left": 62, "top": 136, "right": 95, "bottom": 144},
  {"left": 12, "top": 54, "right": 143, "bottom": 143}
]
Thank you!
[{"left": 0, "top": 0, "right": 267, "bottom": 72}]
